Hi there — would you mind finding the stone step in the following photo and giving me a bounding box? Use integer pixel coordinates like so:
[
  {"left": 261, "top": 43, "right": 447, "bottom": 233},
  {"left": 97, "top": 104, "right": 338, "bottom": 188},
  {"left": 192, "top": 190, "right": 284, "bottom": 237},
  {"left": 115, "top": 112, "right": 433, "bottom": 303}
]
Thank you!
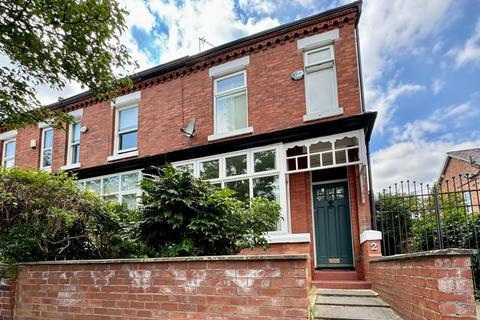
[
  {"left": 316, "top": 295, "right": 389, "bottom": 307},
  {"left": 316, "top": 289, "right": 378, "bottom": 297},
  {"left": 315, "top": 305, "right": 403, "bottom": 320},
  {"left": 313, "top": 280, "right": 371, "bottom": 289},
  {"left": 313, "top": 270, "right": 360, "bottom": 281}
]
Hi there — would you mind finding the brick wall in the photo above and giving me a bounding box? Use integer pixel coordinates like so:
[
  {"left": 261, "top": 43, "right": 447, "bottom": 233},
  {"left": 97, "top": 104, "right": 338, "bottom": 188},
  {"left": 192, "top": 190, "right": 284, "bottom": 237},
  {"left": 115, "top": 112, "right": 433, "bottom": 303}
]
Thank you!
[
  {"left": 369, "top": 249, "right": 477, "bottom": 319},
  {"left": 0, "top": 277, "right": 15, "bottom": 320},
  {"left": 9, "top": 255, "right": 309, "bottom": 319},
  {"left": 9, "top": 10, "right": 363, "bottom": 172}
]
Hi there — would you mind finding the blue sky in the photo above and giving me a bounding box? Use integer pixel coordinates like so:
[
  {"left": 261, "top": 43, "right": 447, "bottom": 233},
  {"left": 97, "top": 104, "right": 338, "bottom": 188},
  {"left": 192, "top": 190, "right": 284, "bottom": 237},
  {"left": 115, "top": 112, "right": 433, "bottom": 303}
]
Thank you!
[{"left": 36, "top": 0, "right": 480, "bottom": 190}]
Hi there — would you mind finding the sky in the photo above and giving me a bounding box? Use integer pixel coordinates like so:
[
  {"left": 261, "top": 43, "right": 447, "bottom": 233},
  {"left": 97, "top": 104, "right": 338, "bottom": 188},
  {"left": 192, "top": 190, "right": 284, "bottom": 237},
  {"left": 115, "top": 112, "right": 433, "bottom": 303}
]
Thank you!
[{"left": 31, "top": 0, "right": 480, "bottom": 192}]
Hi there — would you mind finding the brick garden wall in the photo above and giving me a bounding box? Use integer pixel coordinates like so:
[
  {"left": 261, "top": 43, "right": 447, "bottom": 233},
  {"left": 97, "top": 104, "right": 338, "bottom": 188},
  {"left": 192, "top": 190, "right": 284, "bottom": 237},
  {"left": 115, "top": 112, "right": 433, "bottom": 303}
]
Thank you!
[
  {"left": 368, "top": 249, "right": 477, "bottom": 320},
  {"left": 0, "top": 277, "right": 15, "bottom": 320},
  {"left": 5, "top": 255, "right": 309, "bottom": 319}
]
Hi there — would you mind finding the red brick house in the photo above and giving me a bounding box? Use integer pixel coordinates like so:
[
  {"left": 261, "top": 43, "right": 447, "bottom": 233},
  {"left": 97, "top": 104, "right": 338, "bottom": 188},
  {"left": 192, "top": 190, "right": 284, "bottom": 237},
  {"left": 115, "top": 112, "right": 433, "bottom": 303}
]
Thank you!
[
  {"left": 439, "top": 148, "right": 480, "bottom": 213},
  {"left": 0, "top": 2, "right": 379, "bottom": 286}
]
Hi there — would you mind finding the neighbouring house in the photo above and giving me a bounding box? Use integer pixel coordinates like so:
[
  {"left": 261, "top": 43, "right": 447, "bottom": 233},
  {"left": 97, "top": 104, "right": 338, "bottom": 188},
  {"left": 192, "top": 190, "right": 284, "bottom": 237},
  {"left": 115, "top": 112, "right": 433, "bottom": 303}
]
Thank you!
[
  {"left": 0, "top": 1, "right": 378, "bottom": 286},
  {"left": 438, "top": 148, "right": 480, "bottom": 213}
]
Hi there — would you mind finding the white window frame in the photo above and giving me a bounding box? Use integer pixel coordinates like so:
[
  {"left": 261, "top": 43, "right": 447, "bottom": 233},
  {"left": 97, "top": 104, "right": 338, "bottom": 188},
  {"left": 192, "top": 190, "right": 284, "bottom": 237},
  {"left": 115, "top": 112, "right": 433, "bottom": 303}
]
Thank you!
[
  {"left": 79, "top": 170, "right": 142, "bottom": 208},
  {"left": 114, "top": 104, "right": 138, "bottom": 155},
  {"left": 209, "top": 70, "right": 253, "bottom": 141},
  {"left": 303, "top": 45, "right": 342, "bottom": 122},
  {"left": 40, "top": 127, "right": 53, "bottom": 171},
  {"left": 172, "top": 144, "right": 289, "bottom": 234},
  {"left": 108, "top": 91, "right": 140, "bottom": 161},
  {"left": 66, "top": 121, "right": 81, "bottom": 167},
  {"left": 284, "top": 129, "right": 367, "bottom": 174},
  {"left": 2, "top": 139, "right": 16, "bottom": 168}
]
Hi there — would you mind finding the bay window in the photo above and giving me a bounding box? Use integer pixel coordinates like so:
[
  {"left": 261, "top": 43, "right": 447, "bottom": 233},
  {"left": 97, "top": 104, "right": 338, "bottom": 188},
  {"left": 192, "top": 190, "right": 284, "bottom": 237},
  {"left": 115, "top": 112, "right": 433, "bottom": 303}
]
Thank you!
[
  {"left": 173, "top": 145, "right": 287, "bottom": 233},
  {"left": 79, "top": 171, "right": 141, "bottom": 209}
]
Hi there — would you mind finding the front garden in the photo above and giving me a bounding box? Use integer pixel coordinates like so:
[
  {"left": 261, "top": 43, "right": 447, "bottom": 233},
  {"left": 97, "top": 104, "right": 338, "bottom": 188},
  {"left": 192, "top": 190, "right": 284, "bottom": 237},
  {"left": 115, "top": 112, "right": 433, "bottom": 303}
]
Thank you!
[{"left": 0, "top": 166, "right": 281, "bottom": 264}]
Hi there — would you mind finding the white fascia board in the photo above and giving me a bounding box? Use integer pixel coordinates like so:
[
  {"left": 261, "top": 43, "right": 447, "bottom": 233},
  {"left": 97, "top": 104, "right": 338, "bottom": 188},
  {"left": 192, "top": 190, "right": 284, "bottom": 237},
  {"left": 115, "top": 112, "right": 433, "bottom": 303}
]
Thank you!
[
  {"left": 209, "top": 56, "right": 250, "bottom": 78},
  {"left": 111, "top": 91, "right": 141, "bottom": 108},
  {"left": 0, "top": 130, "right": 17, "bottom": 141},
  {"left": 297, "top": 28, "right": 340, "bottom": 50}
]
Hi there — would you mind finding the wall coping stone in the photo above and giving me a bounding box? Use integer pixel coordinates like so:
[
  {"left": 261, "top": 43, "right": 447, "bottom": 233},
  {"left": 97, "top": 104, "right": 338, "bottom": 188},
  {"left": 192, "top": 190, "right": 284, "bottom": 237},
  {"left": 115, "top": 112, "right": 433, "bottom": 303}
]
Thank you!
[
  {"left": 16, "top": 254, "right": 308, "bottom": 266},
  {"left": 370, "top": 248, "right": 477, "bottom": 263}
]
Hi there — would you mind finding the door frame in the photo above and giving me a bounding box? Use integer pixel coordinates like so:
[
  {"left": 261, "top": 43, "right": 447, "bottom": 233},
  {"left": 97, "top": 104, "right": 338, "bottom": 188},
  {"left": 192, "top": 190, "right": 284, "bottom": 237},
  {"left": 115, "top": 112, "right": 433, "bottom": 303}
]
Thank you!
[{"left": 310, "top": 177, "right": 355, "bottom": 269}]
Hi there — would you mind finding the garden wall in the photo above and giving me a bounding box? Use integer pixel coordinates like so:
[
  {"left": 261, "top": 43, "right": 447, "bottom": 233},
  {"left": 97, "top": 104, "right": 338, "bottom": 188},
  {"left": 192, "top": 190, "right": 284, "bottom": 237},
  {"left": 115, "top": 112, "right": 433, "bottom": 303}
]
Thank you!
[
  {"left": 368, "top": 249, "right": 477, "bottom": 320},
  {"left": 3, "top": 254, "right": 310, "bottom": 320}
]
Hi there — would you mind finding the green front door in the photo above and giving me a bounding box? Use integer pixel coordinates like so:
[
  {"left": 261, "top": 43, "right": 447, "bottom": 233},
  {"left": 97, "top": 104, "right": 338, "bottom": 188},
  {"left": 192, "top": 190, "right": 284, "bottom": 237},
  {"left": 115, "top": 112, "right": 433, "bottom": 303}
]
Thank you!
[{"left": 313, "top": 182, "right": 353, "bottom": 268}]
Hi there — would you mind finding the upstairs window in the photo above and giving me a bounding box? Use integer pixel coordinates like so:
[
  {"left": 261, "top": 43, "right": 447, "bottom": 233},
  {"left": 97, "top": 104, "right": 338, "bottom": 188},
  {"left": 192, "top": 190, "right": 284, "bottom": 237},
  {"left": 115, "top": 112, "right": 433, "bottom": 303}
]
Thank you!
[
  {"left": 116, "top": 106, "right": 138, "bottom": 153},
  {"left": 41, "top": 128, "right": 53, "bottom": 170},
  {"left": 214, "top": 71, "right": 248, "bottom": 135},
  {"left": 2, "top": 139, "right": 15, "bottom": 168},
  {"left": 68, "top": 122, "right": 81, "bottom": 165},
  {"left": 304, "top": 45, "right": 341, "bottom": 120}
]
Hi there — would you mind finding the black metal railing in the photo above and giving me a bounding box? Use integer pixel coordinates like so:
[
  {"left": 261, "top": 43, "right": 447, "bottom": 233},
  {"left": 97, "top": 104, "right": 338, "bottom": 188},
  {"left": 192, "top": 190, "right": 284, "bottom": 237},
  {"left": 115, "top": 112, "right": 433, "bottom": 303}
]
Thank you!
[
  {"left": 375, "top": 174, "right": 480, "bottom": 297},
  {"left": 375, "top": 175, "right": 480, "bottom": 256}
]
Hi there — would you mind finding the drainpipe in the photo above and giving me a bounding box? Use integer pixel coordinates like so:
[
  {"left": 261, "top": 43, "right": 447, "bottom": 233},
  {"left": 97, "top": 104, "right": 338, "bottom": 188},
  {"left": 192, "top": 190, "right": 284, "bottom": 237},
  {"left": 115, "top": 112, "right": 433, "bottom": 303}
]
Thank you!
[{"left": 355, "top": 3, "right": 377, "bottom": 229}]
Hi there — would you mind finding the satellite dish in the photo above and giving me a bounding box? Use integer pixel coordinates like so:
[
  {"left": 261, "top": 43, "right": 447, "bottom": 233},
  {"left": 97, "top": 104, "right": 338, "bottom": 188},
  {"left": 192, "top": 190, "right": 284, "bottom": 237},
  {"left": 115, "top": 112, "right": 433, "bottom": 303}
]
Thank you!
[{"left": 181, "top": 118, "right": 196, "bottom": 137}]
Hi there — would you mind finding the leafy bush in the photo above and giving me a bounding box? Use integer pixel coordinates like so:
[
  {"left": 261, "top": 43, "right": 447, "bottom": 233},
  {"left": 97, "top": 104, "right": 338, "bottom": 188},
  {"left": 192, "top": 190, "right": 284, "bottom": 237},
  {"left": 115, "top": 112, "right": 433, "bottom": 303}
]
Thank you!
[
  {"left": 0, "top": 167, "right": 143, "bottom": 263},
  {"left": 138, "top": 165, "right": 281, "bottom": 256}
]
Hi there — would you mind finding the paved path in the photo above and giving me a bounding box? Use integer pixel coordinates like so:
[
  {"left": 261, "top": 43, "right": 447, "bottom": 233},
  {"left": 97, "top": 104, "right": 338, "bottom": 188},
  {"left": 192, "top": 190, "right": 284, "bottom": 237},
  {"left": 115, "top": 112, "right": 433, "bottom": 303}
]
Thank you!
[{"left": 315, "top": 289, "right": 402, "bottom": 320}]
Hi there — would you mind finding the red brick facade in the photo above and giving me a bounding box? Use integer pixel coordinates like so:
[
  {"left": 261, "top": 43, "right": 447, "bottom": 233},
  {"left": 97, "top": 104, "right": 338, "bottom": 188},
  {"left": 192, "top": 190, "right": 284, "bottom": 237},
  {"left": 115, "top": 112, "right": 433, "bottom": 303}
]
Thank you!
[
  {"left": 8, "top": 11, "right": 362, "bottom": 172},
  {"left": 440, "top": 157, "right": 480, "bottom": 210},
  {"left": 1, "top": 3, "right": 374, "bottom": 284},
  {"left": 369, "top": 251, "right": 477, "bottom": 319},
  {"left": 8, "top": 255, "right": 309, "bottom": 320}
]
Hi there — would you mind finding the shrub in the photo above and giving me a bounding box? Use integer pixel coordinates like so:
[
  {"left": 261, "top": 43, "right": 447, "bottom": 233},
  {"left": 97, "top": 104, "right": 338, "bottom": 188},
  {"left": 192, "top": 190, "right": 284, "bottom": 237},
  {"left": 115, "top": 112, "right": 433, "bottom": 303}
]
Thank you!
[
  {"left": 138, "top": 165, "right": 281, "bottom": 256},
  {"left": 0, "top": 167, "right": 143, "bottom": 263}
]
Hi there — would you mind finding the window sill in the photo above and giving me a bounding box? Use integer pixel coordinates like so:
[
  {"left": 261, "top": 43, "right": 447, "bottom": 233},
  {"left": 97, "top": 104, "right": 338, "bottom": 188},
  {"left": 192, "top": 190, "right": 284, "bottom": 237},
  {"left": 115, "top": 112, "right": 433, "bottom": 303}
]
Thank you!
[
  {"left": 208, "top": 127, "right": 254, "bottom": 142},
  {"left": 303, "top": 107, "right": 343, "bottom": 122},
  {"left": 266, "top": 233, "right": 311, "bottom": 244},
  {"left": 107, "top": 150, "right": 138, "bottom": 162},
  {"left": 61, "top": 163, "right": 81, "bottom": 170}
]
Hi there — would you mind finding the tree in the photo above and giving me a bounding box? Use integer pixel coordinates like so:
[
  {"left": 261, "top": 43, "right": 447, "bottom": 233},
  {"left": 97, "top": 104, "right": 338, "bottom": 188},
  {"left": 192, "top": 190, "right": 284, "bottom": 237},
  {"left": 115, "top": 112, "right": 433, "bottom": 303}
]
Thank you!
[
  {"left": 0, "top": 0, "right": 136, "bottom": 129},
  {"left": 139, "top": 166, "right": 281, "bottom": 257},
  {"left": 0, "top": 167, "right": 143, "bottom": 263}
]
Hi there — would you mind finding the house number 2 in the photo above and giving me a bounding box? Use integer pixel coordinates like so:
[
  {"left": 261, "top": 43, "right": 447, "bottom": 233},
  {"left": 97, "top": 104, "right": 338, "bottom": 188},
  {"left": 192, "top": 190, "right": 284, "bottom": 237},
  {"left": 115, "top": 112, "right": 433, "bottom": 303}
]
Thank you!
[{"left": 371, "top": 243, "right": 378, "bottom": 251}]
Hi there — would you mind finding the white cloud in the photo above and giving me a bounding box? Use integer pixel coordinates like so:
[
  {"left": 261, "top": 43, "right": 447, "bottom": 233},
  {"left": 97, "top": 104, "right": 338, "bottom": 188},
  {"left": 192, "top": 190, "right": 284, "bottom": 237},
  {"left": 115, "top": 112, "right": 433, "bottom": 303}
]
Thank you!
[
  {"left": 238, "top": 0, "right": 277, "bottom": 14},
  {"left": 121, "top": 0, "right": 158, "bottom": 70},
  {"left": 366, "top": 81, "right": 424, "bottom": 133},
  {"left": 148, "top": 0, "right": 279, "bottom": 63},
  {"left": 451, "top": 18, "right": 480, "bottom": 67},
  {"left": 431, "top": 78, "right": 444, "bottom": 94},
  {"left": 373, "top": 101, "right": 480, "bottom": 190},
  {"left": 359, "top": 0, "right": 454, "bottom": 131},
  {"left": 372, "top": 139, "right": 480, "bottom": 192}
]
